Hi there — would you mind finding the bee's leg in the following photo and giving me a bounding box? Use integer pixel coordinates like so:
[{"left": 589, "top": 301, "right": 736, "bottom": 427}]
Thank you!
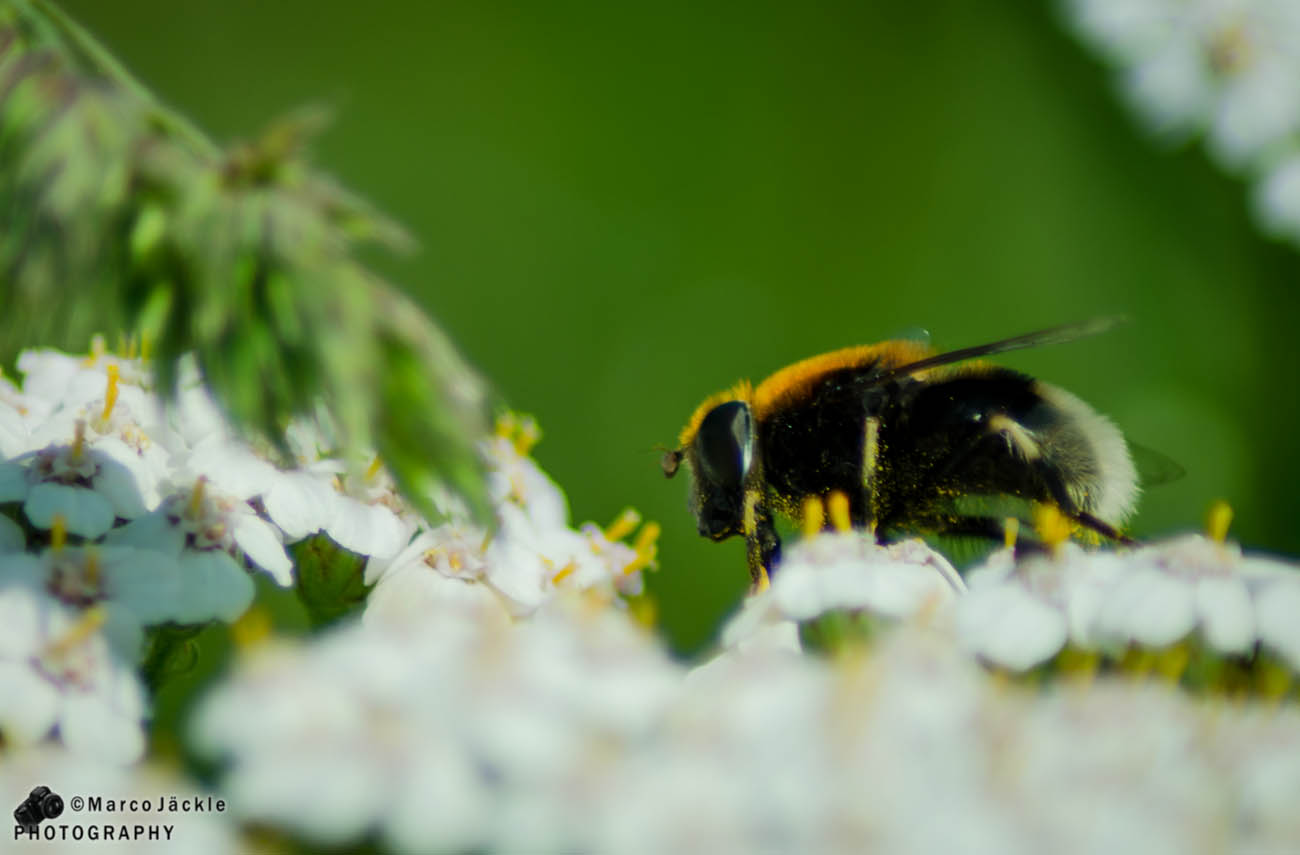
[{"left": 743, "top": 488, "right": 781, "bottom": 590}]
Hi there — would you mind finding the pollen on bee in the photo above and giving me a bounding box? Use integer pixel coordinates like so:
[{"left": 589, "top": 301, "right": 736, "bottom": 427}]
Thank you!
[
  {"left": 1206, "top": 499, "right": 1233, "bottom": 545},
  {"left": 1033, "top": 504, "right": 1072, "bottom": 552},
  {"left": 801, "top": 496, "right": 825, "bottom": 539},
  {"left": 827, "top": 491, "right": 851, "bottom": 533}
]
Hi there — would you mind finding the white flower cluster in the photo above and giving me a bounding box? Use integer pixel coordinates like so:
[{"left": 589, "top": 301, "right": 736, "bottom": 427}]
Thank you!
[
  {"left": 0, "top": 345, "right": 657, "bottom": 764},
  {"left": 197, "top": 546, "right": 1300, "bottom": 854},
  {"left": 1064, "top": 0, "right": 1300, "bottom": 244},
  {"left": 959, "top": 534, "right": 1300, "bottom": 674},
  {"left": 193, "top": 598, "right": 679, "bottom": 853}
]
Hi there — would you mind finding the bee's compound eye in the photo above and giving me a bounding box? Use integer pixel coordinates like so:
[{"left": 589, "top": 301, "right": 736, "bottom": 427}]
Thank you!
[{"left": 696, "top": 401, "right": 752, "bottom": 488}]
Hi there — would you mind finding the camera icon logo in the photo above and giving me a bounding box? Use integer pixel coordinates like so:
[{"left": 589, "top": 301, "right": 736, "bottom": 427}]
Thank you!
[{"left": 14, "top": 786, "right": 64, "bottom": 829}]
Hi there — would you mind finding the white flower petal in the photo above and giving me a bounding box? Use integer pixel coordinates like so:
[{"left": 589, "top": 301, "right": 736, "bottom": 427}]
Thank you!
[
  {"left": 24, "top": 483, "right": 116, "bottom": 538},
  {"left": 0, "top": 461, "right": 29, "bottom": 502},
  {"left": 60, "top": 693, "right": 147, "bottom": 765},
  {"left": 178, "top": 551, "right": 256, "bottom": 622},
  {"left": 232, "top": 514, "right": 294, "bottom": 586},
  {"left": 328, "top": 498, "right": 410, "bottom": 560},
  {"left": 1195, "top": 576, "right": 1256, "bottom": 655},
  {"left": 0, "top": 512, "right": 25, "bottom": 552},
  {"left": 90, "top": 438, "right": 156, "bottom": 516},
  {"left": 957, "top": 585, "right": 1067, "bottom": 671},
  {"left": 263, "top": 471, "right": 339, "bottom": 542},
  {"left": 103, "top": 509, "right": 186, "bottom": 556},
  {"left": 1096, "top": 568, "right": 1196, "bottom": 648},
  {"left": 1255, "top": 579, "right": 1300, "bottom": 670},
  {"left": 0, "top": 660, "right": 60, "bottom": 744}
]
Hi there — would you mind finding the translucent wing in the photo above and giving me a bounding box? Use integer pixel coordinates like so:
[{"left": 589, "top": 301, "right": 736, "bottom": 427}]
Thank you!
[
  {"left": 1130, "top": 441, "right": 1186, "bottom": 489},
  {"left": 870, "top": 317, "right": 1128, "bottom": 387}
]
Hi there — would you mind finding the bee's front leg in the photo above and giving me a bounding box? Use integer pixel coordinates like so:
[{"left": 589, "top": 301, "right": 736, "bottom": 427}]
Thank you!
[{"left": 743, "top": 488, "right": 781, "bottom": 592}]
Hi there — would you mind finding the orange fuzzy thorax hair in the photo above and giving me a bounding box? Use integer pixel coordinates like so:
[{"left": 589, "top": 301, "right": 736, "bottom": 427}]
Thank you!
[{"left": 676, "top": 340, "right": 939, "bottom": 448}]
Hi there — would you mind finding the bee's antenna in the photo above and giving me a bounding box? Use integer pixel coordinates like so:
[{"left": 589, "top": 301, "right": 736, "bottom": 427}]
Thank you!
[{"left": 871, "top": 316, "right": 1129, "bottom": 386}]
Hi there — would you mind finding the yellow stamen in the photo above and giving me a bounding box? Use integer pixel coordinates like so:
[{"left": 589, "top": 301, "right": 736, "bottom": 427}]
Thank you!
[
  {"left": 605, "top": 508, "right": 641, "bottom": 543},
  {"left": 365, "top": 455, "right": 384, "bottom": 481},
  {"left": 753, "top": 562, "right": 771, "bottom": 594},
  {"left": 513, "top": 415, "right": 541, "bottom": 456},
  {"left": 83, "top": 550, "right": 102, "bottom": 589},
  {"left": 1003, "top": 517, "right": 1019, "bottom": 550},
  {"left": 801, "top": 496, "right": 824, "bottom": 539},
  {"left": 187, "top": 477, "right": 207, "bottom": 519},
  {"left": 1055, "top": 645, "right": 1099, "bottom": 683},
  {"left": 1118, "top": 646, "right": 1155, "bottom": 679},
  {"left": 45, "top": 605, "right": 107, "bottom": 659},
  {"left": 551, "top": 561, "right": 578, "bottom": 585},
  {"left": 101, "top": 364, "right": 120, "bottom": 422},
  {"left": 231, "top": 607, "right": 272, "bottom": 649},
  {"left": 1033, "top": 504, "right": 1072, "bottom": 552},
  {"left": 70, "top": 420, "right": 87, "bottom": 463},
  {"left": 1254, "top": 655, "right": 1292, "bottom": 703},
  {"left": 827, "top": 490, "right": 851, "bottom": 533},
  {"left": 83, "top": 334, "right": 107, "bottom": 366},
  {"left": 1206, "top": 500, "right": 1233, "bottom": 545},
  {"left": 494, "top": 411, "right": 517, "bottom": 439},
  {"left": 1154, "top": 642, "right": 1190, "bottom": 685},
  {"left": 633, "top": 521, "right": 660, "bottom": 555},
  {"left": 51, "top": 514, "right": 68, "bottom": 551},
  {"left": 626, "top": 593, "right": 658, "bottom": 629}
]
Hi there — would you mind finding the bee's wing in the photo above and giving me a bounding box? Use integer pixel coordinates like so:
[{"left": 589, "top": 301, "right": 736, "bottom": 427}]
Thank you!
[
  {"left": 870, "top": 316, "right": 1128, "bottom": 386},
  {"left": 1129, "top": 441, "right": 1186, "bottom": 488}
]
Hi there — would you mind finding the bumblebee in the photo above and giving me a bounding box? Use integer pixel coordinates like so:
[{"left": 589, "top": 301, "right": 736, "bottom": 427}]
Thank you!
[{"left": 661, "top": 319, "right": 1140, "bottom": 586}]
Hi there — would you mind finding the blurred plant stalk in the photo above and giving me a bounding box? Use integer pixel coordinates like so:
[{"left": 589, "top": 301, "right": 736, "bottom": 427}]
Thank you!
[{"left": 0, "top": 0, "right": 492, "bottom": 523}]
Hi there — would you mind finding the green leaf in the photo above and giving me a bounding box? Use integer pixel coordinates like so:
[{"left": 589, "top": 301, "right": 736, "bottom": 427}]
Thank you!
[{"left": 292, "top": 533, "right": 373, "bottom": 629}]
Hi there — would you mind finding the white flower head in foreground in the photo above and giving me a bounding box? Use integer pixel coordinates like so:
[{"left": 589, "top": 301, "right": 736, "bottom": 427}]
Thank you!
[
  {"left": 193, "top": 597, "right": 680, "bottom": 854},
  {"left": 0, "top": 584, "right": 146, "bottom": 764},
  {"left": 716, "top": 496, "right": 964, "bottom": 658},
  {"left": 958, "top": 525, "right": 1300, "bottom": 673},
  {"left": 647, "top": 621, "right": 1300, "bottom": 855},
  {"left": 0, "top": 746, "right": 240, "bottom": 854},
  {"left": 1065, "top": 0, "right": 1300, "bottom": 246}
]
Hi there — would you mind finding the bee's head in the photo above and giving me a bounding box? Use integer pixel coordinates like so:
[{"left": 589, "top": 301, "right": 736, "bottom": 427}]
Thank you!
[{"left": 665, "top": 398, "right": 754, "bottom": 540}]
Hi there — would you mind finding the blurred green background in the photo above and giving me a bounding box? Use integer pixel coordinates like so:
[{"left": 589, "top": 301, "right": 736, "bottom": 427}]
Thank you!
[{"left": 54, "top": 0, "right": 1300, "bottom": 655}]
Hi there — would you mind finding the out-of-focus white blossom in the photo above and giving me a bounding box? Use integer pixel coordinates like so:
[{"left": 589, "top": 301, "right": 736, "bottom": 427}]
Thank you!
[
  {"left": 958, "top": 534, "right": 1300, "bottom": 672},
  {"left": 0, "top": 584, "right": 146, "bottom": 764},
  {"left": 1066, "top": 0, "right": 1300, "bottom": 245},
  {"left": 193, "top": 597, "right": 681, "bottom": 853}
]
